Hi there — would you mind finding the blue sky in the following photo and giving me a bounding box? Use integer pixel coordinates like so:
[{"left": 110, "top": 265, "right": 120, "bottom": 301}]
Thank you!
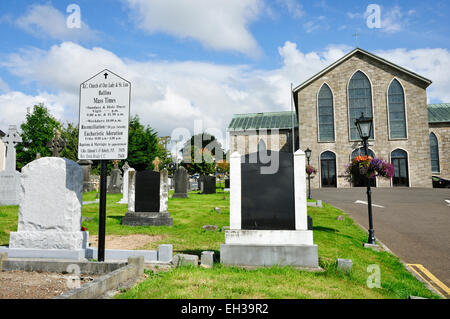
[{"left": 0, "top": 0, "right": 449, "bottom": 147}]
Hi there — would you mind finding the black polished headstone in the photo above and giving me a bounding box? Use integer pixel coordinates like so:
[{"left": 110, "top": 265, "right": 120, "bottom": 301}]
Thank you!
[
  {"left": 241, "top": 150, "right": 295, "bottom": 230},
  {"left": 224, "top": 178, "right": 230, "bottom": 189},
  {"left": 173, "top": 166, "right": 188, "bottom": 198},
  {"left": 200, "top": 175, "right": 216, "bottom": 194},
  {"left": 135, "top": 170, "right": 160, "bottom": 212}
]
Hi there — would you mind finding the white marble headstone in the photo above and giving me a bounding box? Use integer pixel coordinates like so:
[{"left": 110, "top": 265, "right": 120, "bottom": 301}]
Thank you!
[
  {"left": 9, "top": 157, "right": 88, "bottom": 250},
  {"left": 160, "top": 169, "right": 169, "bottom": 213},
  {"left": 118, "top": 162, "right": 134, "bottom": 204}
]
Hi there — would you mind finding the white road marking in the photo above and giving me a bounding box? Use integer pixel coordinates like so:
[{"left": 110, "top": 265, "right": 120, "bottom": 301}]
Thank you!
[
  {"left": 445, "top": 200, "right": 450, "bottom": 207},
  {"left": 354, "top": 200, "right": 385, "bottom": 208}
]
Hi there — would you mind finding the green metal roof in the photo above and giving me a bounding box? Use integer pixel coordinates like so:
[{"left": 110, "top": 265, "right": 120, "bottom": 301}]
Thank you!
[
  {"left": 428, "top": 103, "right": 450, "bottom": 123},
  {"left": 228, "top": 111, "right": 298, "bottom": 131}
]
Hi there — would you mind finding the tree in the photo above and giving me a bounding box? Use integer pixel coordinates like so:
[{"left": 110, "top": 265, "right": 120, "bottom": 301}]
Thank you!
[
  {"left": 60, "top": 122, "right": 78, "bottom": 162},
  {"left": 126, "top": 115, "right": 161, "bottom": 171},
  {"left": 16, "top": 104, "right": 62, "bottom": 169}
]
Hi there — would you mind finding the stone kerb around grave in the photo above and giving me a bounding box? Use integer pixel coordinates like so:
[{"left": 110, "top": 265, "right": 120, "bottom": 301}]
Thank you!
[{"left": 9, "top": 157, "right": 88, "bottom": 250}]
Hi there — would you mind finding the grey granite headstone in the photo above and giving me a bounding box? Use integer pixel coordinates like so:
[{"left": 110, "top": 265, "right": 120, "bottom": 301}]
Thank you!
[
  {"left": 201, "top": 251, "right": 214, "bottom": 268},
  {"left": 337, "top": 259, "right": 352, "bottom": 273},
  {"left": 0, "top": 125, "right": 22, "bottom": 206},
  {"left": 173, "top": 166, "right": 188, "bottom": 198},
  {"left": 77, "top": 159, "right": 94, "bottom": 192},
  {"left": 107, "top": 161, "right": 123, "bottom": 194}
]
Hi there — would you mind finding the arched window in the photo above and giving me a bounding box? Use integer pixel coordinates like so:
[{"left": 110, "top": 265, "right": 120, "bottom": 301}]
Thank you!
[
  {"left": 318, "top": 84, "right": 335, "bottom": 142},
  {"left": 388, "top": 79, "right": 407, "bottom": 139},
  {"left": 430, "top": 133, "right": 440, "bottom": 173},
  {"left": 320, "top": 151, "right": 337, "bottom": 187},
  {"left": 351, "top": 147, "right": 375, "bottom": 159},
  {"left": 392, "top": 149, "right": 409, "bottom": 187},
  {"left": 348, "top": 71, "right": 373, "bottom": 140}
]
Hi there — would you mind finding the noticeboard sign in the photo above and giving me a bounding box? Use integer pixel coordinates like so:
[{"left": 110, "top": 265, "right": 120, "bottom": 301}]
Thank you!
[{"left": 78, "top": 69, "right": 131, "bottom": 160}]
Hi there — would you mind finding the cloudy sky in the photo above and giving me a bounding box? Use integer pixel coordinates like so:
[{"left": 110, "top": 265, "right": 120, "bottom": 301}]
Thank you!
[{"left": 0, "top": 0, "right": 449, "bottom": 151}]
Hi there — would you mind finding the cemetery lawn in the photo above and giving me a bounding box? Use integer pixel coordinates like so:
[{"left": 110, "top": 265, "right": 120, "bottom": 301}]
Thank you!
[{"left": 0, "top": 190, "right": 439, "bottom": 299}]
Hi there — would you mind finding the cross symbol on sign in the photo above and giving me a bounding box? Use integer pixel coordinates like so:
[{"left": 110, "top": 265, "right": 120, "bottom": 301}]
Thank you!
[{"left": 104, "top": 72, "right": 108, "bottom": 79}]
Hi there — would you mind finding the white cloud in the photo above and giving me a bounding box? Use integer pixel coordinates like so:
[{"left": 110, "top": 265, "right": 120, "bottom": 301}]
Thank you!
[
  {"left": 15, "top": 3, "right": 99, "bottom": 42},
  {"left": 376, "top": 48, "right": 450, "bottom": 102},
  {"left": 0, "top": 77, "right": 10, "bottom": 93},
  {"left": 1, "top": 42, "right": 449, "bottom": 145},
  {"left": 276, "top": 0, "right": 305, "bottom": 19},
  {"left": 303, "top": 16, "right": 329, "bottom": 33},
  {"left": 0, "top": 91, "right": 67, "bottom": 131},
  {"left": 124, "top": 0, "right": 263, "bottom": 57}
]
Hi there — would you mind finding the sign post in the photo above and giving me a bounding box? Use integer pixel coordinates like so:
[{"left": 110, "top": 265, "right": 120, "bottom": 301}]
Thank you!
[{"left": 78, "top": 69, "right": 131, "bottom": 262}]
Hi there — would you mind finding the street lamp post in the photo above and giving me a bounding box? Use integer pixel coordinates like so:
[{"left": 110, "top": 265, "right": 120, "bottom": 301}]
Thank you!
[
  {"left": 355, "top": 113, "right": 376, "bottom": 245},
  {"left": 305, "top": 148, "right": 312, "bottom": 200}
]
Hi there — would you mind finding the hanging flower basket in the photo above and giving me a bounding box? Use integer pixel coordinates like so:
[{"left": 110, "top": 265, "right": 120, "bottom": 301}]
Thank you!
[
  {"left": 345, "top": 156, "right": 394, "bottom": 183},
  {"left": 306, "top": 165, "right": 317, "bottom": 175}
]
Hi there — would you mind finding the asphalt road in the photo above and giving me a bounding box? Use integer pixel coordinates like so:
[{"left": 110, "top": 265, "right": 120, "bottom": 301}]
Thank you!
[{"left": 313, "top": 188, "right": 450, "bottom": 291}]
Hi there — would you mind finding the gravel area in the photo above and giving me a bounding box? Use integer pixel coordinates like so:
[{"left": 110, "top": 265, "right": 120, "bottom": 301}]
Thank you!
[{"left": 0, "top": 271, "right": 96, "bottom": 299}]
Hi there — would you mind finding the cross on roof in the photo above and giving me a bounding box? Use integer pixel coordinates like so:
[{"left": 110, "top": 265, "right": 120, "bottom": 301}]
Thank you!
[{"left": 353, "top": 32, "right": 360, "bottom": 47}]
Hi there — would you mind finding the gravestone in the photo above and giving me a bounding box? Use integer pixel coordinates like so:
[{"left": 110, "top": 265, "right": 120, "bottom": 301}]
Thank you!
[
  {"left": 0, "top": 157, "right": 88, "bottom": 259},
  {"left": 199, "top": 175, "right": 216, "bottom": 194},
  {"left": 107, "top": 160, "right": 123, "bottom": 194},
  {"left": 173, "top": 166, "right": 188, "bottom": 198},
  {"left": 47, "top": 130, "right": 66, "bottom": 157},
  {"left": 220, "top": 147, "right": 319, "bottom": 268},
  {"left": 118, "top": 162, "right": 134, "bottom": 204},
  {"left": 189, "top": 178, "right": 198, "bottom": 191},
  {"left": 122, "top": 169, "right": 173, "bottom": 226},
  {"left": 224, "top": 178, "right": 230, "bottom": 189},
  {"left": 0, "top": 126, "right": 22, "bottom": 206},
  {"left": 77, "top": 159, "right": 94, "bottom": 192}
]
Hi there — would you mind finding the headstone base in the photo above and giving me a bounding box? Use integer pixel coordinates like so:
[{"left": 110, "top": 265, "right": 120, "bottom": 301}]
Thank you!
[
  {"left": 0, "top": 244, "right": 173, "bottom": 262},
  {"left": 172, "top": 193, "right": 188, "bottom": 198},
  {"left": 220, "top": 243, "right": 319, "bottom": 268},
  {"left": 9, "top": 231, "right": 89, "bottom": 250},
  {"left": 122, "top": 211, "right": 173, "bottom": 226},
  {"left": 0, "top": 247, "right": 86, "bottom": 260},
  {"left": 225, "top": 230, "right": 314, "bottom": 246}
]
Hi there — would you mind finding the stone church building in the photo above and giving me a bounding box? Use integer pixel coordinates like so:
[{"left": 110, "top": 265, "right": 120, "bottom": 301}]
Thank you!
[{"left": 228, "top": 48, "right": 449, "bottom": 188}]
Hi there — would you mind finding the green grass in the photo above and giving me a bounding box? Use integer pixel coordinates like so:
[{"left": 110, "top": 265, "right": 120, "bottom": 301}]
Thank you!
[{"left": 0, "top": 190, "right": 439, "bottom": 299}]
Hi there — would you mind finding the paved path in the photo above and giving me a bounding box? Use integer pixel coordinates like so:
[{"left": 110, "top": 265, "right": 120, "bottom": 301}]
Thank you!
[{"left": 313, "top": 188, "right": 450, "bottom": 294}]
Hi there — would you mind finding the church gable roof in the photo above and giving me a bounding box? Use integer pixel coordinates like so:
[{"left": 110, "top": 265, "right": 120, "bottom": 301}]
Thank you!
[{"left": 293, "top": 48, "right": 432, "bottom": 93}]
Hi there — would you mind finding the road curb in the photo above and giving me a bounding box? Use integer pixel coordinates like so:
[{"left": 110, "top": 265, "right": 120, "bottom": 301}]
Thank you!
[{"left": 321, "top": 201, "right": 444, "bottom": 299}]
